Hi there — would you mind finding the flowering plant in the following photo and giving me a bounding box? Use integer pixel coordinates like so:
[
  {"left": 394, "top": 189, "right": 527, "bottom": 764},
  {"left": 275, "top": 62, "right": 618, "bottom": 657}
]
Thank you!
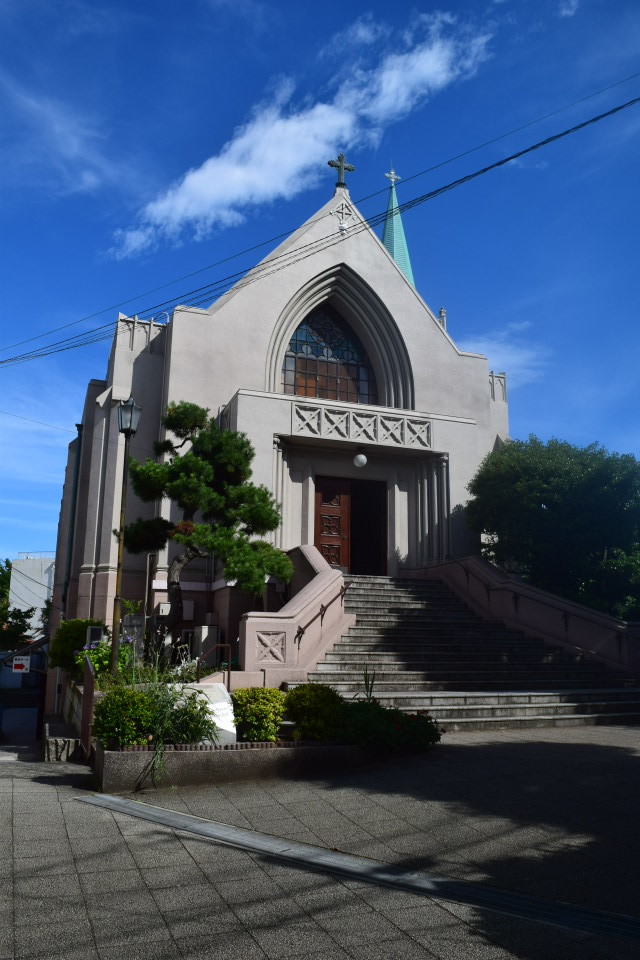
[{"left": 74, "top": 634, "right": 134, "bottom": 676}]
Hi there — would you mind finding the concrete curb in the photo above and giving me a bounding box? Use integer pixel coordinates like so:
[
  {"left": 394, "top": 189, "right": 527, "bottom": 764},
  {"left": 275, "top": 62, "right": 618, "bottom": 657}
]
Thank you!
[{"left": 94, "top": 741, "right": 377, "bottom": 793}]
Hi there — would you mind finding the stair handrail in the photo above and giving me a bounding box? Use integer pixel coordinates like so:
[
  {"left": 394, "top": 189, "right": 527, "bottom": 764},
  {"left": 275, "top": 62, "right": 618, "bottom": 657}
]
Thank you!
[
  {"left": 294, "top": 581, "right": 353, "bottom": 645},
  {"left": 433, "top": 556, "right": 639, "bottom": 670},
  {"left": 450, "top": 556, "right": 640, "bottom": 630}
]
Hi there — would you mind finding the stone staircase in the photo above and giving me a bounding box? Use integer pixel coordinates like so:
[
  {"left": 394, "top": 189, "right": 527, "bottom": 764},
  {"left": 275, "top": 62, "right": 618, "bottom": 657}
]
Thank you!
[{"left": 307, "top": 575, "right": 640, "bottom": 730}]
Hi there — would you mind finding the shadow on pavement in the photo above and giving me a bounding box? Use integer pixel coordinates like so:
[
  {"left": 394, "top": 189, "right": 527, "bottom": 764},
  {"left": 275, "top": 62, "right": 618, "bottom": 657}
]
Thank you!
[{"left": 315, "top": 734, "right": 640, "bottom": 958}]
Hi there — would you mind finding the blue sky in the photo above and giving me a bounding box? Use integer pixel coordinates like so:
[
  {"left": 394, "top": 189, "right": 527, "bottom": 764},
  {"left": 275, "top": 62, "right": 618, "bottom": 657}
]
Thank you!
[{"left": 1, "top": 0, "right": 639, "bottom": 560}]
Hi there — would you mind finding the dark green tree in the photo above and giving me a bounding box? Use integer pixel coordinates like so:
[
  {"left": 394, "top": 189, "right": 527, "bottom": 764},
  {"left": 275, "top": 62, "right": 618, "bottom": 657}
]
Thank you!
[
  {"left": 0, "top": 558, "right": 36, "bottom": 651},
  {"left": 466, "top": 436, "right": 640, "bottom": 618},
  {"left": 124, "top": 402, "right": 293, "bottom": 641}
]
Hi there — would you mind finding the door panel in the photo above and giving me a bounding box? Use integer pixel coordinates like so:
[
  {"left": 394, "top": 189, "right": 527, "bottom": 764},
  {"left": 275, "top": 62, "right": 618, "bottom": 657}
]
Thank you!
[
  {"left": 315, "top": 477, "right": 350, "bottom": 570},
  {"left": 351, "top": 479, "right": 387, "bottom": 576}
]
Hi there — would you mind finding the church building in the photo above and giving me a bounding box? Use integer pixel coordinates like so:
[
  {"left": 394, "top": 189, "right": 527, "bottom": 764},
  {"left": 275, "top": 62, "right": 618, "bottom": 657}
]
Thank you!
[{"left": 51, "top": 156, "right": 508, "bottom": 666}]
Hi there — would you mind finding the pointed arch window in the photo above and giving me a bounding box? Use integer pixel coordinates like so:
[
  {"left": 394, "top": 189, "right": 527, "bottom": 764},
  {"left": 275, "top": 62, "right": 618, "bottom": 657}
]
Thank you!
[{"left": 281, "top": 303, "right": 378, "bottom": 404}]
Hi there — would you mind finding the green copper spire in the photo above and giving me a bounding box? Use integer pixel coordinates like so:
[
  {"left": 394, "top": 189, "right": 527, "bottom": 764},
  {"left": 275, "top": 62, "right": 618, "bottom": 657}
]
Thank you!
[{"left": 382, "top": 167, "right": 415, "bottom": 286}]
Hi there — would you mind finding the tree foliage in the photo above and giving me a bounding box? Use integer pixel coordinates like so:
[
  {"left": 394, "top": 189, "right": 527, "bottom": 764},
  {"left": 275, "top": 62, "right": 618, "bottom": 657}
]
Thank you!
[
  {"left": 124, "top": 402, "right": 292, "bottom": 635},
  {"left": 0, "top": 558, "right": 36, "bottom": 651},
  {"left": 49, "top": 619, "right": 108, "bottom": 674},
  {"left": 466, "top": 436, "right": 640, "bottom": 619}
]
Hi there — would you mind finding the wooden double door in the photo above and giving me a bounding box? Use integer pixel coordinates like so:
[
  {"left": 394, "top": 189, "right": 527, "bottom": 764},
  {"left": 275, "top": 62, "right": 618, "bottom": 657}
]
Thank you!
[{"left": 314, "top": 476, "right": 387, "bottom": 575}]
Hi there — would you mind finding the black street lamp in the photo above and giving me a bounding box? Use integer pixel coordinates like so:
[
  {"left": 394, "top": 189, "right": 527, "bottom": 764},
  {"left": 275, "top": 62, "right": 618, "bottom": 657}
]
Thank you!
[{"left": 110, "top": 396, "right": 142, "bottom": 673}]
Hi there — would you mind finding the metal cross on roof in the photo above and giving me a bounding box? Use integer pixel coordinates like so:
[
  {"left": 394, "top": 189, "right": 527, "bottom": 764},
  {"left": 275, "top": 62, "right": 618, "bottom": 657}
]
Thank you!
[
  {"left": 328, "top": 153, "right": 355, "bottom": 188},
  {"left": 385, "top": 167, "right": 401, "bottom": 186}
]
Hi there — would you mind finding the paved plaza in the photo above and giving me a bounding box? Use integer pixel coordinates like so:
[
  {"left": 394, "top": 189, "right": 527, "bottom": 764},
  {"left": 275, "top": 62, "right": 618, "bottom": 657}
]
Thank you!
[{"left": 1, "top": 709, "right": 639, "bottom": 960}]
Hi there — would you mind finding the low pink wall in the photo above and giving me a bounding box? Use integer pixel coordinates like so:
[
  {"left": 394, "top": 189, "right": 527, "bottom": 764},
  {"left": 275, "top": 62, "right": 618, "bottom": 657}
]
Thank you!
[
  {"left": 426, "top": 556, "right": 640, "bottom": 671},
  {"left": 236, "top": 546, "right": 355, "bottom": 688}
]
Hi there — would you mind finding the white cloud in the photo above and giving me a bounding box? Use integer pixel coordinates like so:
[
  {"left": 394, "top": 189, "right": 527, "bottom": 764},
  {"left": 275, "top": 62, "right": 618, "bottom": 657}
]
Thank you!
[
  {"left": 558, "top": 0, "right": 580, "bottom": 17},
  {"left": 0, "top": 70, "right": 124, "bottom": 196},
  {"left": 458, "top": 321, "right": 550, "bottom": 388},
  {"left": 320, "top": 14, "right": 390, "bottom": 58},
  {"left": 111, "top": 16, "right": 492, "bottom": 258}
]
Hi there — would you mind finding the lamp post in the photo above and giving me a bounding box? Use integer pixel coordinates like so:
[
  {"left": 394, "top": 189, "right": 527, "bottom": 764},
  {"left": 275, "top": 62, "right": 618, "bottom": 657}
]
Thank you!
[{"left": 110, "top": 396, "right": 142, "bottom": 674}]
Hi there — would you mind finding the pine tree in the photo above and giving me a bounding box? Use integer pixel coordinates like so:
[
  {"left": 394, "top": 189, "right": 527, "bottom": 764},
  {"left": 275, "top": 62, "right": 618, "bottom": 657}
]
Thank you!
[{"left": 124, "top": 402, "right": 292, "bottom": 642}]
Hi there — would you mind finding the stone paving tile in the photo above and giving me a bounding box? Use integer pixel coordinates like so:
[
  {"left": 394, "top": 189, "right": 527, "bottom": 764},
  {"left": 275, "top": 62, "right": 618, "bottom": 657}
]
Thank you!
[
  {"left": 177, "top": 930, "right": 269, "bottom": 959},
  {"left": 79, "top": 866, "right": 146, "bottom": 894},
  {"left": 13, "top": 815, "right": 68, "bottom": 846},
  {"left": 14, "top": 917, "right": 95, "bottom": 958},
  {"left": 72, "top": 844, "right": 140, "bottom": 873},
  {"left": 97, "top": 941, "right": 179, "bottom": 960},
  {"left": 150, "top": 881, "right": 223, "bottom": 913},
  {"left": 64, "top": 818, "right": 123, "bottom": 840},
  {"left": 215, "top": 872, "right": 287, "bottom": 908},
  {"left": 0, "top": 908, "right": 14, "bottom": 960},
  {"left": 127, "top": 834, "right": 200, "bottom": 869},
  {"left": 141, "top": 862, "right": 208, "bottom": 890},
  {"left": 274, "top": 950, "right": 353, "bottom": 960},
  {"left": 163, "top": 905, "right": 244, "bottom": 939},
  {"left": 348, "top": 937, "right": 437, "bottom": 959},
  {"left": 232, "top": 895, "right": 312, "bottom": 926},
  {"left": 13, "top": 898, "right": 89, "bottom": 927},
  {"left": 179, "top": 839, "right": 262, "bottom": 876},
  {"left": 85, "top": 887, "right": 160, "bottom": 917},
  {"left": 13, "top": 854, "right": 76, "bottom": 878},
  {"left": 89, "top": 912, "right": 173, "bottom": 948},
  {"left": 250, "top": 918, "right": 341, "bottom": 958},
  {"left": 12, "top": 837, "right": 74, "bottom": 860},
  {"left": 314, "top": 906, "right": 408, "bottom": 945},
  {"left": 257, "top": 862, "right": 341, "bottom": 895}
]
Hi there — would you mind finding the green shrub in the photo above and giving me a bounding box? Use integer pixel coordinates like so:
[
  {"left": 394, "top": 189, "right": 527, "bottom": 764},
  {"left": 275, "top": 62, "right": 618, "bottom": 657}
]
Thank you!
[
  {"left": 74, "top": 635, "right": 133, "bottom": 678},
  {"left": 339, "top": 700, "right": 441, "bottom": 751},
  {"left": 92, "top": 684, "right": 218, "bottom": 749},
  {"left": 231, "top": 687, "right": 286, "bottom": 742},
  {"left": 50, "top": 619, "right": 109, "bottom": 675},
  {"left": 149, "top": 684, "right": 218, "bottom": 746},
  {"left": 284, "top": 683, "right": 344, "bottom": 741},
  {"left": 92, "top": 687, "right": 154, "bottom": 749}
]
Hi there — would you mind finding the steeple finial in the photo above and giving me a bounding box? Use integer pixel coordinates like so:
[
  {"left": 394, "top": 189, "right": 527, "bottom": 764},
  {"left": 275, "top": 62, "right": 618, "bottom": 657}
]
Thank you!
[
  {"left": 328, "top": 152, "right": 355, "bottom": 191},
  {"left": 382, "top": 166, "right": 415, "bottom": 287},
  {"left": 385, "top": 166, "right": 401, "bottom": 186}
]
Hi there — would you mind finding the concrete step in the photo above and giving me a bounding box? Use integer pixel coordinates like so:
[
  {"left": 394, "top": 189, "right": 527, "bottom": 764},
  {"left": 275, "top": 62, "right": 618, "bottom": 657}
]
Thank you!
[
  {"left": 310, "top": 575, "right": 639, "bottom": 729},
  {"left": 345, "top": 623, "right": 526, "bottom": 634},
  {"left": 350, "top": 687, "right": 640, "bottom": 707},
  {"left": 423, "top": 699, "right": 640, "bottom": 720},
  {"left": 439, "top": 713, "right": 640, "bottom": 731},
  {"left": 339, "top": 640, "right": 539, "bottom": 650},
  {"left": 307, "top": 677, "right": 639, "bottom": 692},
  {"left": 324, "top": 649, "right": 578, "bottom": 659},
  {"left": 310, "top": 666, "right": 630, "bottom": 681},
  {"left": 318, "top": 656, "right": 592, "bottom": 670}
]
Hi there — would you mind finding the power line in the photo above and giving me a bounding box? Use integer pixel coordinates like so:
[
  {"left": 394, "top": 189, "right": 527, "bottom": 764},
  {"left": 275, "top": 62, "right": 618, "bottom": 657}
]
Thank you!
[
  {"left": 7, "top": 587, "right": 38, "bottom": 610},
  {"left": 11, "top": 575, "right": 48, "bottom": 602},
  {"left": 0, "top": 407, "right": 158, "bottom": 458},
  {"left": 1, "top": 93, "right": 638, "bottom": 369},
  {"left": 2, "top": 71, "right": 639, "bottom": 356},
  {"left": 0, "top": 411, "right": 76, "bottom": 433}
]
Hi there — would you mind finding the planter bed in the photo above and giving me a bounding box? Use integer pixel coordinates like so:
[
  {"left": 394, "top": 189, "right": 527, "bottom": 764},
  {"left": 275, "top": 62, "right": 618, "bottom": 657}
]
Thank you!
[{"left": 94, "top": 740, "right": 377, "bottom": 794}]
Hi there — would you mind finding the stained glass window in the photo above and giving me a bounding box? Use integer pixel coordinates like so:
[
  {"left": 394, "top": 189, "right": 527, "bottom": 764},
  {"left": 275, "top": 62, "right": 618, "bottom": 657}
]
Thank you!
[{"left": 281, "top": 304, "right": 378, "bottom": 404}]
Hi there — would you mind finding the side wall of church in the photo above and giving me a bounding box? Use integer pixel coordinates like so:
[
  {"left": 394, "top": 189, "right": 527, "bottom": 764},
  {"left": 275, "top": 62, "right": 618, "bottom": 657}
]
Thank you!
[{"left": 54, "top": 322, "right": 167, "bottom": 628}]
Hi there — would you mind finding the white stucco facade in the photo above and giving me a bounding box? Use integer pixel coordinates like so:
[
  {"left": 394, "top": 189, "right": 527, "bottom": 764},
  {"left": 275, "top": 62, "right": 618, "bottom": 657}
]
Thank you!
[{"left": 51, "top": 185, "right": 508, "bottom": 645}]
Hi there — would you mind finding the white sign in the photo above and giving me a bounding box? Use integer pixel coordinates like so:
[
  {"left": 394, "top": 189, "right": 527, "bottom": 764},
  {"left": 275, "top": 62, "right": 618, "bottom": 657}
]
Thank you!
[{"left": 12, "top": 655, "right": 30, "bottom": 674}]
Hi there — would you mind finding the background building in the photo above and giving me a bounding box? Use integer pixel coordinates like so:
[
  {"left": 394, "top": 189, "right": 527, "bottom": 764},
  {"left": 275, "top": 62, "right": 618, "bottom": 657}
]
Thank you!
[{"left": 8, "top": 553, "right": 55, "bottom": 639}]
